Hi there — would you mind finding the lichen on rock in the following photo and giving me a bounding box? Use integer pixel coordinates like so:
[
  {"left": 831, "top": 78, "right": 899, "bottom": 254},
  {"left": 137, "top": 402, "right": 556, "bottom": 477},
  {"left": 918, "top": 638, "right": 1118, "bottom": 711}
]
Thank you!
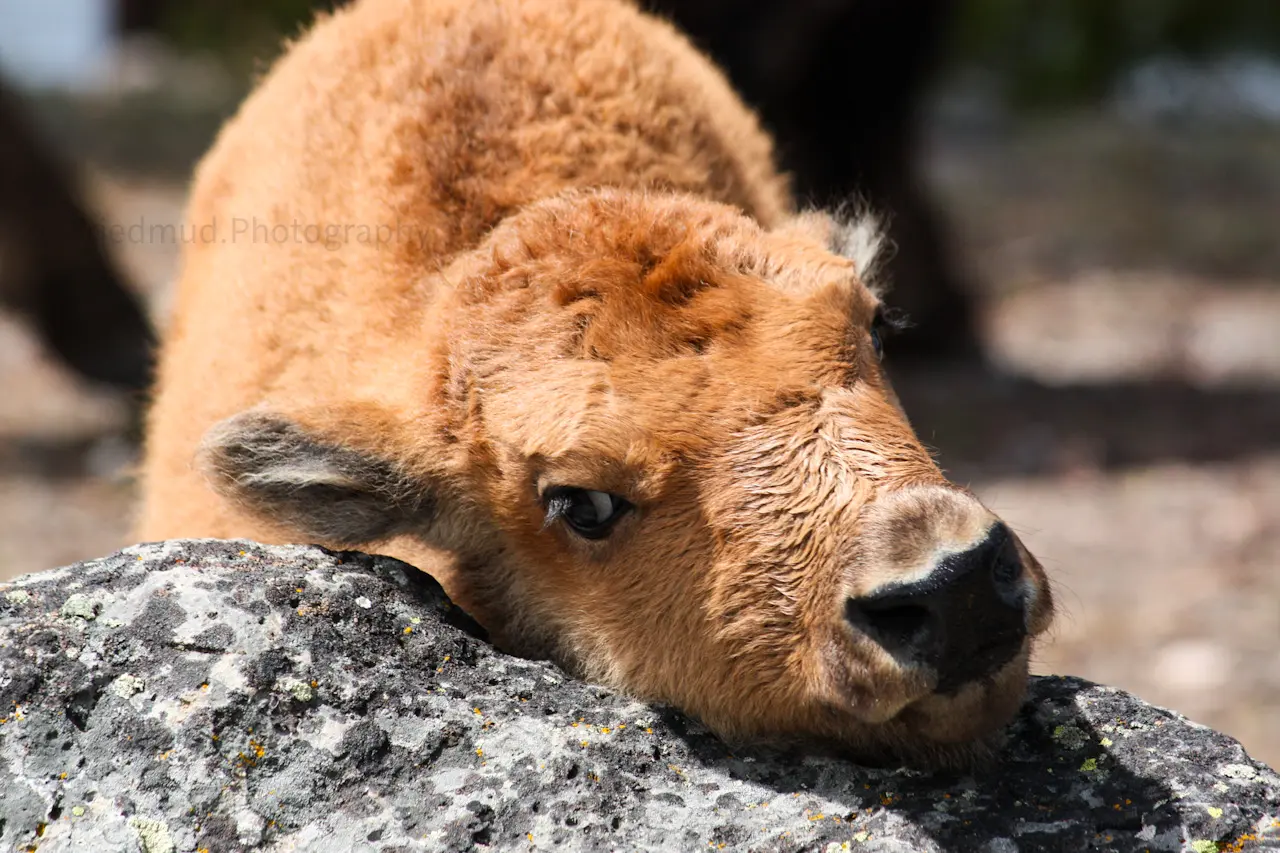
[{"left": 2, "top": 540, "right": 1277, "bottom": 852}]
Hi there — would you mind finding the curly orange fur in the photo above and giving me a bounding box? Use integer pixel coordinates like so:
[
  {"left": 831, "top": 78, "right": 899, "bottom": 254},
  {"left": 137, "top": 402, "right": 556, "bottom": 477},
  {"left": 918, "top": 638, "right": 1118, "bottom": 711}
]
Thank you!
[{"left": 139, "top": 0, "right": 1052, "bottom": 767}]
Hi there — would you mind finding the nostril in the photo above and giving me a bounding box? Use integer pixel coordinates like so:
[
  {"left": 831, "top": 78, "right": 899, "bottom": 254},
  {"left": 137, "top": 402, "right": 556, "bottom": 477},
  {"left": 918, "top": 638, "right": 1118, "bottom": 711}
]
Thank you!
[
  {"left": 846, "top": 523, "right": 1031, "bottom": 687},
  {"left": 992, "top": 554, "right": 1021, "bottom": 585},
  {"left": 845, "top": 598, "right": 936, "bottom": 661},
  {"left": 863, "top": 603, "right": 931, "bottom": 644},
  {"left": 988, "top": 528, "right": 1026, "bottom": 607}
]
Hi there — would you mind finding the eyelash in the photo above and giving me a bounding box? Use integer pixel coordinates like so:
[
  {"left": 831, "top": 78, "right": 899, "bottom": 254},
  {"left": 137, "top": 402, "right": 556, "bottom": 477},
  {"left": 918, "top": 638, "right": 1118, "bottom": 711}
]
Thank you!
[
  {"left": 543, "top": 486, "right": 633, "bottom": 540},
  {"left": 874, "top": 306, "right": 913, "bottom": 335},
  {"left": 870, "top": 306, "right": 910, "bottom": 359}
]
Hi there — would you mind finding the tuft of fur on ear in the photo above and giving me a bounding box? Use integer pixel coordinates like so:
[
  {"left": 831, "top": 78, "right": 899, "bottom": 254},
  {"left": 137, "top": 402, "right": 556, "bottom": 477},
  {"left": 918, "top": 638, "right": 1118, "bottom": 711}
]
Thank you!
[
  {"left": 198, "top": 410, "right": 428, "bottom": 546},
  {"left": 828, "top": 210, "right": 889, "bottom": 293}
]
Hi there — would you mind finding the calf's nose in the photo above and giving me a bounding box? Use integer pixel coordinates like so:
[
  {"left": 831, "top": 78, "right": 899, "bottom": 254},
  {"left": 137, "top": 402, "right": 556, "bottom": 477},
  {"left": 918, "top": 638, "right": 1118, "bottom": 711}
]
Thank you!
[{"left": 846, "top": 522, "right": 1028, "bottom": 693}]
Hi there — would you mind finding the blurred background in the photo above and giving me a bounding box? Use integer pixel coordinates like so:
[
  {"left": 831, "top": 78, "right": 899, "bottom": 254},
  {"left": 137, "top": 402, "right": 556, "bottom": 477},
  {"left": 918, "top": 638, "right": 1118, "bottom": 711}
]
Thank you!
[{"left": 0, "top": 0, "right": 1277, "bottom": 765}]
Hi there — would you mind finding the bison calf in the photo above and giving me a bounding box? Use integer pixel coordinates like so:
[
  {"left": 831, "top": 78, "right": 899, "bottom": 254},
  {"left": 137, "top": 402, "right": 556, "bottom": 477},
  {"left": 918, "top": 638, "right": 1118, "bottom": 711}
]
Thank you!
[{"left": 139, "top": 0, "right": 1053, "bottom": 766}]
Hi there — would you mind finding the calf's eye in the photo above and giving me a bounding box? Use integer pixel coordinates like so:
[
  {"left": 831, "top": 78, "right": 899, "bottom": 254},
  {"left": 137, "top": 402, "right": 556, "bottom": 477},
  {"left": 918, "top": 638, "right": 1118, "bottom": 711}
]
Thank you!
[
  {"left": 870, "top": 305, "right": 910, "bottom": 361},
  {"left": 544, "top": 486, "right": 632, "bottom": 540},
  {"left": 870, "top": 327, "right": 884, "bottom": 360}
]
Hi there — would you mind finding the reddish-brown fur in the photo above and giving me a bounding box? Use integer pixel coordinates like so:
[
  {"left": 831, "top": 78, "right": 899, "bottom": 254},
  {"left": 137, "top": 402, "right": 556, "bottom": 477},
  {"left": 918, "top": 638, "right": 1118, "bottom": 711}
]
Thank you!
[{"left": 139, "top": 0, "right": 1053, "bottom": 766}]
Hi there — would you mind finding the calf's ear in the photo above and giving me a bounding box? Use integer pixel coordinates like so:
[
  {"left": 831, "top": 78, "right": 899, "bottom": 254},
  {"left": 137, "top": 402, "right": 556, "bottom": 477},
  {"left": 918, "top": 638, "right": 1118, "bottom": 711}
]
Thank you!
[
  {"left": 774, "top": 209, "right": 888, "bottom": 289},
  {"left": 198, "top": 407, "right": 432, "bottom": 546}
]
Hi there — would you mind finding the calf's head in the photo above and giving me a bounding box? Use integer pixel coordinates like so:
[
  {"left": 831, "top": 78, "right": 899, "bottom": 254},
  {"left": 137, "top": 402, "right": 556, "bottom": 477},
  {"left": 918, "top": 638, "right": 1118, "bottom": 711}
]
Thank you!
[{"left": 201, "top": 190, "right": 1053, "bottom": 767}]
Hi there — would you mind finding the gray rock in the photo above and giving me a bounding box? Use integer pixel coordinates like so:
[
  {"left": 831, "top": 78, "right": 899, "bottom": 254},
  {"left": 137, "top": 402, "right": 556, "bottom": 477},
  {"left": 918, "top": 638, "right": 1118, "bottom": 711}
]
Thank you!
[{"left": 1, "top": 540, "right": 1277, "bottom": 852}]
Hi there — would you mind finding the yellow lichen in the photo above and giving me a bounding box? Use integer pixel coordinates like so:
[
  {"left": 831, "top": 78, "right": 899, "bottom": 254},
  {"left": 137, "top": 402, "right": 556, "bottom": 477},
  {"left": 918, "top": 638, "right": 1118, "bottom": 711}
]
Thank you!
[
  {"left": 128, "top": 817, "right": 175, "bottom": 853},
  {"left": 1221, "top": 836, "right": 1255, "bottom": 853}
]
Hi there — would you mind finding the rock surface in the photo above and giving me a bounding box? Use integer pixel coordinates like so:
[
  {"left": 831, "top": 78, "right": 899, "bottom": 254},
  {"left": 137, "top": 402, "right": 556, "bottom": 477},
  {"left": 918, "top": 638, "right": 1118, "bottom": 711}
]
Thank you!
[{"left": 1, "top": 540, "right": 1277, "bottom": 853}]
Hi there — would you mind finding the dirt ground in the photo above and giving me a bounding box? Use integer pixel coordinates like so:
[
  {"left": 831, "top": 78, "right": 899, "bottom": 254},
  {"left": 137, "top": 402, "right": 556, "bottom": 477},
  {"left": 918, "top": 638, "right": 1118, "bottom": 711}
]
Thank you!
[{"left": 1, "top": 104, "right": 1277, "bottom": 767}]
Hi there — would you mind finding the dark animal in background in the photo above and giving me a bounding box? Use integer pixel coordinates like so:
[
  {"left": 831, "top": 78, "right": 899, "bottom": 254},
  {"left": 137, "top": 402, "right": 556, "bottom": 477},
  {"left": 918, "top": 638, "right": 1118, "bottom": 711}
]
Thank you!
[
  {"left": 0, "top": 78, "right": 154, "bottom": 392},
  {"left": 647, "top": 0, "right": 977, "bottom": 362},
  {"left": 118, "top": 0, "right": 978, "bottom": 363}
]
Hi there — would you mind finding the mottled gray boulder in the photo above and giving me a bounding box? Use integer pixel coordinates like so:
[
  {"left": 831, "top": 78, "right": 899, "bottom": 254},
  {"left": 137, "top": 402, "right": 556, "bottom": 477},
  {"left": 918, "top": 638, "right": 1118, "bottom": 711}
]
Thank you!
[{"left": 1, "top": 541, "right": 1277, "bottom": 853}]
